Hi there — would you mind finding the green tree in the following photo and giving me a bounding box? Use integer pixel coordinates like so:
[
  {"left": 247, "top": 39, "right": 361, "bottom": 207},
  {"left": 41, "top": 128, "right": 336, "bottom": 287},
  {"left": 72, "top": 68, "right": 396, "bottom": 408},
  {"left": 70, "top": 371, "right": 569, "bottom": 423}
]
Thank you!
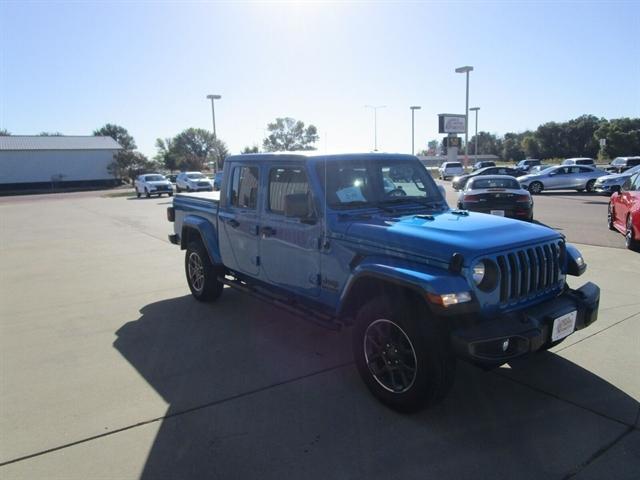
[
  {"left": 171, "top": 128, "right": 229, "bottom": 171},
  {"left": 521, "top": 135, "right": 541, "bottom": 159},
  {"left": 38, "top": 131, "right": 64, "bottom": 136},
  {"left": 107, "top": 151, "right": 155, "bottom": 181},
  {"left": 564, "top": 115, "right": 603, "bottom": 158},
  {"left": 242, "top": 145, "right": 260, "bottom": 154},
  {"left": 262, "top": 117, "right": 319, "bottom": 151},
  {"left": 154, "top": 137, "right": 179, "bottom": 172},
  {"left": 0, "top": 129, "right": 10, "bottom": 136},
  {"left": 93, "top": 123, "right": 137, "bottom": 150},
  {"left": 594, "top": 118, "right": 640, "bottom": 159},
  {"left": 502, "top": 133, "right": 525, "bottom": 162},
  {"left": 469, "top": 132, "right": 502, "bottom": 156}
]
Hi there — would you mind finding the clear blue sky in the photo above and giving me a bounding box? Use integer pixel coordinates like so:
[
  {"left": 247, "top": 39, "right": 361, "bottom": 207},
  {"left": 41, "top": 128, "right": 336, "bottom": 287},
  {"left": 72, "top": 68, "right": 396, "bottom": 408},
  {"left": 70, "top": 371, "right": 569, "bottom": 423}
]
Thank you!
[{"left": 1, "top": 1, "right": 639, "bottom": 158}]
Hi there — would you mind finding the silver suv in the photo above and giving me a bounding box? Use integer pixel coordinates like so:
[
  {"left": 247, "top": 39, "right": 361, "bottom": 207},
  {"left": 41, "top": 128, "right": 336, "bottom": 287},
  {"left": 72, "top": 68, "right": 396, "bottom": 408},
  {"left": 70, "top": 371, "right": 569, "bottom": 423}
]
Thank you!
[{"left": 175, "top": 172, "right": 213, "bottom": 192}]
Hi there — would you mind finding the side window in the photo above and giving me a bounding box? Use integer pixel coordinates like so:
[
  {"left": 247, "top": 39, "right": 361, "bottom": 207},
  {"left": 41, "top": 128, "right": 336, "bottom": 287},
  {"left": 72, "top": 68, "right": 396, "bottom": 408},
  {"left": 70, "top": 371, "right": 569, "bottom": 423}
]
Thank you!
[
  {"left": 578, "top": 167, "right": 591, "bottom": 173},
  {"left": 631, "top": 173, "right": 640, "bottom": 190},
  {"left": 229, "top": 166, "right": 259, "bottom": 209},
  {"left": 268, "top": 167, "right": 310, "bottom": 214}
]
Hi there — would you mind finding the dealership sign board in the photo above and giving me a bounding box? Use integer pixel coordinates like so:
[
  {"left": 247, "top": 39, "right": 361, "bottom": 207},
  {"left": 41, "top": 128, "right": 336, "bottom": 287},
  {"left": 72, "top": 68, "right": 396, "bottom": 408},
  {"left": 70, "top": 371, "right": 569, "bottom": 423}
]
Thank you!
[{"left": 438, "top": 114, "right": 466, "bottom": 134}]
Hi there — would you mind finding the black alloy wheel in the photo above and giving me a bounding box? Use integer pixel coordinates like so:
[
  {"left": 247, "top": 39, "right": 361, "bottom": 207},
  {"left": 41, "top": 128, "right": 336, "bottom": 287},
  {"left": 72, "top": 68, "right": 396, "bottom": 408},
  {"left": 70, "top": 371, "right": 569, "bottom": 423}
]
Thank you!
[{"left": 353, "top": 296, "right": 455, "bottom": 412}]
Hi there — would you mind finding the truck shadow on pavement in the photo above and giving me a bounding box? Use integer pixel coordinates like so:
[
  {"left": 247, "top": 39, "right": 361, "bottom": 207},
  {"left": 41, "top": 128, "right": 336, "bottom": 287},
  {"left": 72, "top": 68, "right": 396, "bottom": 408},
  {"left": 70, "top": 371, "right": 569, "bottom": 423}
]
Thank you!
[{"left": 114, "top": 291, "right": 638, "bottom": 480}]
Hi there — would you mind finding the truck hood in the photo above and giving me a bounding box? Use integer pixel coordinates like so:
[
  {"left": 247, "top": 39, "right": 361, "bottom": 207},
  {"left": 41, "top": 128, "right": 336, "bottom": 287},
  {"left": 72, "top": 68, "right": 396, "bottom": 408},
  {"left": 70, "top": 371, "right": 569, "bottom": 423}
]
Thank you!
[{"left": 344, "top": 211, "right": 560, "bottom": 265}]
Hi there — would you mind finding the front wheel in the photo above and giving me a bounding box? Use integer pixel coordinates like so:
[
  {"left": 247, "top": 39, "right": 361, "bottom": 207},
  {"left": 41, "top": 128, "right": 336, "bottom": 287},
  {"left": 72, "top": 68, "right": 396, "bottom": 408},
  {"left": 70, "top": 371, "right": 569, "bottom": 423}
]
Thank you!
[
  {"left": 352, "top": 296, "right": 455, "bottom": 412},
  {"left": 145, "top": 188, "right": 150, "bottom": 198},
  {"left": 528, "top": 182, "right": 543, "bottom": 194},
  {"left": 586, "top": 179, "right": 596, "bottom": 193},
  {"left": 185, "top": 240, "right": 224, "bottom": 302},
  {"left": 136, "top": 188, "right": 141, "bottom": 198}
]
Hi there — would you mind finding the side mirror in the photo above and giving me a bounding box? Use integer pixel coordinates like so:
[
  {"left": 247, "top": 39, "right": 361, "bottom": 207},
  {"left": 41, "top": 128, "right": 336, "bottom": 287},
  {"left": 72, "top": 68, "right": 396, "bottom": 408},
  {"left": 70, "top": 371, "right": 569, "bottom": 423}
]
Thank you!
[{"left": 284, "top": 193, "right": 311, "bottom": 219}]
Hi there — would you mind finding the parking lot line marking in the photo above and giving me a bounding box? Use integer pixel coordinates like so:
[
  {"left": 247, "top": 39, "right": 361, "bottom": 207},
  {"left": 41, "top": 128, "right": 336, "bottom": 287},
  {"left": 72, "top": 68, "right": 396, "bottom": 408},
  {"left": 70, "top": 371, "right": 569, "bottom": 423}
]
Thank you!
[
  {"left": 0, "top": 361, "right": 354, "bottom": 468},
  {"left": 554, "top": 311, "right": 640, "bottom": 354},
  {"left": 560, "top": 426, "right": 635, "bottom": 480}
]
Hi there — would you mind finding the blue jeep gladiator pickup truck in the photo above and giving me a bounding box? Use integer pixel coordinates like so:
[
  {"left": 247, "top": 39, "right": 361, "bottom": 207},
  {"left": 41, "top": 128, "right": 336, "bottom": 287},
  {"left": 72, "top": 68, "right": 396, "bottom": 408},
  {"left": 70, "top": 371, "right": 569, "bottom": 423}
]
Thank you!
[{"left": 167, "top": 153, "right": 600, "bottom": 412}]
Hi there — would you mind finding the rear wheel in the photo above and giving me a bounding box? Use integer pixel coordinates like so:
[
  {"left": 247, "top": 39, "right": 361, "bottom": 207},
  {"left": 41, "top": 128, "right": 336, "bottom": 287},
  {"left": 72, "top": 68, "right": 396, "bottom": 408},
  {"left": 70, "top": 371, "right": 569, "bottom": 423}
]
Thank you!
[
  {"left": 185, "top": 240, "right": 224, "bottom": 302},
  {"left": 586, "top": 180, "right": 596, "bottom": 193},
  {"left": 528, "top": 181, "right": 543, "bottom": 194},
  {"left": 352, "top": 295, "right": 455, "bottom": 412},
  {"left": 626, "top": 216, "right": 638, "bottom": 250},
  {"left": 608, "top": 204, "right": 616, "bottom": 230}
]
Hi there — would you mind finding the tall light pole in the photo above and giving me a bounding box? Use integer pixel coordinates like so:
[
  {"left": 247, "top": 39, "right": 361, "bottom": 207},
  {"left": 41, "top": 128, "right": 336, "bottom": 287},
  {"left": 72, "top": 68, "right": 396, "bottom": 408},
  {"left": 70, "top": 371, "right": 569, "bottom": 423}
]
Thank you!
[
  {"left": 365, "top": 105, "right": 386, "bottom": 151},
  {"left": 206, "top": 94, "right": 221, "bottom": 172},
  {"left": 206, "top": 94, "right": 222, "bottom": 138},
  {"left": 455, "top": 66, "right": 473, "bottom": 164},
  {"left": 470, "top": 107, "right": 480, "bottom": 161},
  {"left": 410, "top": 106, "right": 421, "bottom": 155}
]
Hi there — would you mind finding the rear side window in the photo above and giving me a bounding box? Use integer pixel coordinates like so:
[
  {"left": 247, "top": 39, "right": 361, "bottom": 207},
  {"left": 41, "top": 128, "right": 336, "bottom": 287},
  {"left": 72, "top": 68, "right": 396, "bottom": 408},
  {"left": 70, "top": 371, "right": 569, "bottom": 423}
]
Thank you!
[
  {"left": 268, "top": 167, "right": 310, "bottom": 214},
  {"left": 229, "top": 166, "right": 259, "bottom": 209}
]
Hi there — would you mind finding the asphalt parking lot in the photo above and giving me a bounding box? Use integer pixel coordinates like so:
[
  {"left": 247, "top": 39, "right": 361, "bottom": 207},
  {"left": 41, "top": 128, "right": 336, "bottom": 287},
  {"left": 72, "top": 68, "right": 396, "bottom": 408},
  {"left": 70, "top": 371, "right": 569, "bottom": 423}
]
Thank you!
[{"left": 1, "top": 188, "right": 638, "bottom": 479}]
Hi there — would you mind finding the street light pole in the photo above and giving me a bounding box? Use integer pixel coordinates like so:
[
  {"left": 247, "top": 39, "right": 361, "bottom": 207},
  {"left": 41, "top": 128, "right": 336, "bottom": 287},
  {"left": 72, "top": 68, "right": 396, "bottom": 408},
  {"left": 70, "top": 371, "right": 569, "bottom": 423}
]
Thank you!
[
  {"left": 470, "top": 107, "right": 480, "bottom": 161},
  {"left": 410, "top": 106, "right": 421, "bottom": 155},
  {"left": 206, "top": 94, "right": 222, "bottom": 139},
  {"left": 455, "top": 66, "right": 474, "bottom": 164},
  {"left": 365, "top": 105, "right": 386, "bottom": 151}
]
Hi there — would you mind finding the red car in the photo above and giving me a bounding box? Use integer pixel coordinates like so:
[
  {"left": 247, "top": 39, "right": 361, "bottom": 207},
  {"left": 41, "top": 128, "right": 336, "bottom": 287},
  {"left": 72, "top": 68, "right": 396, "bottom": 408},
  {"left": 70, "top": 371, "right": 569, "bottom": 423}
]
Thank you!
[{"left": 608, "top": 172, "right": 640, "bottom": 250}]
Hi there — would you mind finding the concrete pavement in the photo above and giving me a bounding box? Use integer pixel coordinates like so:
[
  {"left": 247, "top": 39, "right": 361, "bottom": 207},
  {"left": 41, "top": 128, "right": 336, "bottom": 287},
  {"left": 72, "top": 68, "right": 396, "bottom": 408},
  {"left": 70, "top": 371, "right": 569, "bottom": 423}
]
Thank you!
[{"left": 0, "top": 191, "right": 638, "bottom": 479}]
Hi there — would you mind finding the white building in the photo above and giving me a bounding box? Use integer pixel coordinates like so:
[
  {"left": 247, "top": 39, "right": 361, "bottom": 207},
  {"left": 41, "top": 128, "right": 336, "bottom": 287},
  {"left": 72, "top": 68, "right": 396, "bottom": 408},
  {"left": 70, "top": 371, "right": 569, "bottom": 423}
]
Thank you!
[{"left": 0, "top": 136, "right": 122, "bottom": 191}]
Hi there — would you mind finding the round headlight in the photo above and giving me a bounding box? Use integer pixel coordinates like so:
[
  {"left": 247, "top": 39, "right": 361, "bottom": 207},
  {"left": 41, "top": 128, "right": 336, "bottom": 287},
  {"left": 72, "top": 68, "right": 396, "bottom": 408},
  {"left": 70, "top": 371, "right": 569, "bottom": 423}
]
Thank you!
[{"left": 472, "top": 261, "right": 486, "bottom": 285}]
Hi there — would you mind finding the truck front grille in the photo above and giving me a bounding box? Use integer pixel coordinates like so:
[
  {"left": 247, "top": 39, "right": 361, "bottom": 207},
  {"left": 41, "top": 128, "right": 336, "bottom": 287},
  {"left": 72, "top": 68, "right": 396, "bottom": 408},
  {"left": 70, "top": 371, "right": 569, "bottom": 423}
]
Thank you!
[{"left": 496, "top": 241, "right": 564, "bottom": 303}]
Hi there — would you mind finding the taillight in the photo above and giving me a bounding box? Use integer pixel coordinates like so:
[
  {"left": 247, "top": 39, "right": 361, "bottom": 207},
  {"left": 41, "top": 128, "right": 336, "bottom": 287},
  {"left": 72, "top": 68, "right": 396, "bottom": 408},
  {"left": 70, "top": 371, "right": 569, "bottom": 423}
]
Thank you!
[
  {"left": 463, "top": 194, "right": 480, "bottom": 203},
  {"left": 515, "top": 195, "right": 530, "bottom": 203}
]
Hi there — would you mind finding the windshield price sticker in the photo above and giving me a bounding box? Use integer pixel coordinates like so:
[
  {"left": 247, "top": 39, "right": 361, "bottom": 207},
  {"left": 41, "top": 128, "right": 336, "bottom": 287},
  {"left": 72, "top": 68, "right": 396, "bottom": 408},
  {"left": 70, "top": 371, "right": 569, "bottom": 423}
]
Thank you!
[{"left": 551, "top": 311, "right": 577, "bottom": 341}]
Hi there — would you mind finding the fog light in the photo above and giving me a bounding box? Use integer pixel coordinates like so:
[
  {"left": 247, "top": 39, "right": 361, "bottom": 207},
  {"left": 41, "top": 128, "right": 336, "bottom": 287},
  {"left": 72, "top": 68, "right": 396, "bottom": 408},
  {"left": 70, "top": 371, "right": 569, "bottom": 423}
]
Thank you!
[
  {"left": 502, "top": 339, "right": 510, "bottom": 352},
  {"left": 427, "top": 291, "right": 472, "bottom": 307}
]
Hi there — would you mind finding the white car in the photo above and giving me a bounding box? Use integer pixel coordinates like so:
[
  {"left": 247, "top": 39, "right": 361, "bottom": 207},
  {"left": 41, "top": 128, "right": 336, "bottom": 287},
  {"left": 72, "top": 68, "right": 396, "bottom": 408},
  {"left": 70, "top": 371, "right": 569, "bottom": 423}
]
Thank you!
[
  {"left": 562, "top": 157, "right": 596, "bottom": 167},
  {"left": 134, "top": 173, "right": 173, "bottom": 198},
  {"left": 175, "top": 172, "right": 213, "bottom": 192},
  {"left": 438, "top": 162, "right": 464, "bottom": 180}
]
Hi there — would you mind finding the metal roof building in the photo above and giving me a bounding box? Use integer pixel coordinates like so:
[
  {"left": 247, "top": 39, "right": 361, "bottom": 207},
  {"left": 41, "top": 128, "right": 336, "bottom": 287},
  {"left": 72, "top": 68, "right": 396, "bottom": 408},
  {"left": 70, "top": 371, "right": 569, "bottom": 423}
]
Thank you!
[{"left": 0, "top": 136, "right": 123, "bottom": 190}]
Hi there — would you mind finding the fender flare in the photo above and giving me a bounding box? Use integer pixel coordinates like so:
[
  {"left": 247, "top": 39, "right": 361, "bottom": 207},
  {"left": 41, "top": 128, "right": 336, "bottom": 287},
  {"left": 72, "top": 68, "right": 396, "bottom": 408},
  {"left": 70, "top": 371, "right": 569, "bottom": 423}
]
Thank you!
[
  {"left": 181, "top": 215, "right": 222, "bottom": 265},
  {"left": 336, "top": 256, "right": 472, "bottom": 318}
]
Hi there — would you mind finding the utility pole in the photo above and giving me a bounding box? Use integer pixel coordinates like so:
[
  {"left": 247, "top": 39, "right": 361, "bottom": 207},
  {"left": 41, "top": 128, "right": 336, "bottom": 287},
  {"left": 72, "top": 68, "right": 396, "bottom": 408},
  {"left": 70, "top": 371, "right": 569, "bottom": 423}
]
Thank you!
[
  {"left": 455, "top": 66, "right": 474, "bottom": 165},
  {"left": 410, "top": 106, "right": 421, "bottom": 155},
  {"left": 470, "top": 107, "right": 480, "bottom": 161},
  {"left": 365, "top": 105, "right": 386, "bottom": 151}
]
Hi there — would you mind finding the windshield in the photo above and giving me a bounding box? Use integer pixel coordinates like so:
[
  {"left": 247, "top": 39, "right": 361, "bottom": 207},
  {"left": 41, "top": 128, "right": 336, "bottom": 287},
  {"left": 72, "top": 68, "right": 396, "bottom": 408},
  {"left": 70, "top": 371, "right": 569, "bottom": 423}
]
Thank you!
[
  {"left": 187, "top": 173, "right": 206, "bottom": 179},
  {"left": 625, "top": 165, "right": 640, "bottom": 175},
  {"left": 316, "top": 159, "right": 442, "bottom": 209},
  {"left": 469, "top": 178, "right": 520, "bottom": 189},
  {"left": 145, "top": 175, "right": 165, "bottom": 182}
]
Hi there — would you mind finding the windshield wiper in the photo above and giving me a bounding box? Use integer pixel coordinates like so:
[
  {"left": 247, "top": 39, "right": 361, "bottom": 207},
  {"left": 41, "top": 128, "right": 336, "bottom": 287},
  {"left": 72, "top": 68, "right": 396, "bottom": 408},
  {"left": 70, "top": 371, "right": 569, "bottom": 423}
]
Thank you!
[{"left": 379, "top": 197, "right": 444, "bottom": 209}]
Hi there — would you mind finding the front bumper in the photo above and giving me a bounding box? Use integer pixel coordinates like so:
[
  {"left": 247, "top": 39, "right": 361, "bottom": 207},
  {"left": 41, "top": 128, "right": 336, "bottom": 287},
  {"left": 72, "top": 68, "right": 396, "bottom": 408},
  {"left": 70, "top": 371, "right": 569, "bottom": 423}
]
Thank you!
[
  {"left": 594, "top": 184, "right": 618, "bottom": 195},
  {"left": 450, "top": 282, "right": 599, "bottom": 367}
]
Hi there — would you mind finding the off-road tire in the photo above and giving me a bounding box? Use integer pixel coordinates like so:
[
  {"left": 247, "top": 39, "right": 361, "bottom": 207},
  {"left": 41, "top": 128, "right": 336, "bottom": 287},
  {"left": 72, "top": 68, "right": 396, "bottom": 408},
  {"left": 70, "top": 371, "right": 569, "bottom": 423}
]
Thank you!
[
  {"left": 185, "top": 240, "right": 224, "bottom": 302},
  {"left": 352, "top": 296, "right": 455, "bottom": 413}
]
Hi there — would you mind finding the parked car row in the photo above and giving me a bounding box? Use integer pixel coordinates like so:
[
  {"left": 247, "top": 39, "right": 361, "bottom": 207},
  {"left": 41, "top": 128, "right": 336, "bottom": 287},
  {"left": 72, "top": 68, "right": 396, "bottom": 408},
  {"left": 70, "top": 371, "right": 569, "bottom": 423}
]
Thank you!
[{"left": 134, "top": 170, "right": 224, "bottom": 198}]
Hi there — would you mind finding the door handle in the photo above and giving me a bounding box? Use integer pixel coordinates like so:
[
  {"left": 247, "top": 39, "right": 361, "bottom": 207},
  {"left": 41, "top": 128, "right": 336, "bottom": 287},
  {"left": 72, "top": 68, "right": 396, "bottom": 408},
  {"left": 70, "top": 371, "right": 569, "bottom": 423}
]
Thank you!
[
  {"left": 227, "top": 219, "right": 240, "bottom": 228},
  {"left": 261, "top": 226, "right": 276, "bottom": 237}
]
